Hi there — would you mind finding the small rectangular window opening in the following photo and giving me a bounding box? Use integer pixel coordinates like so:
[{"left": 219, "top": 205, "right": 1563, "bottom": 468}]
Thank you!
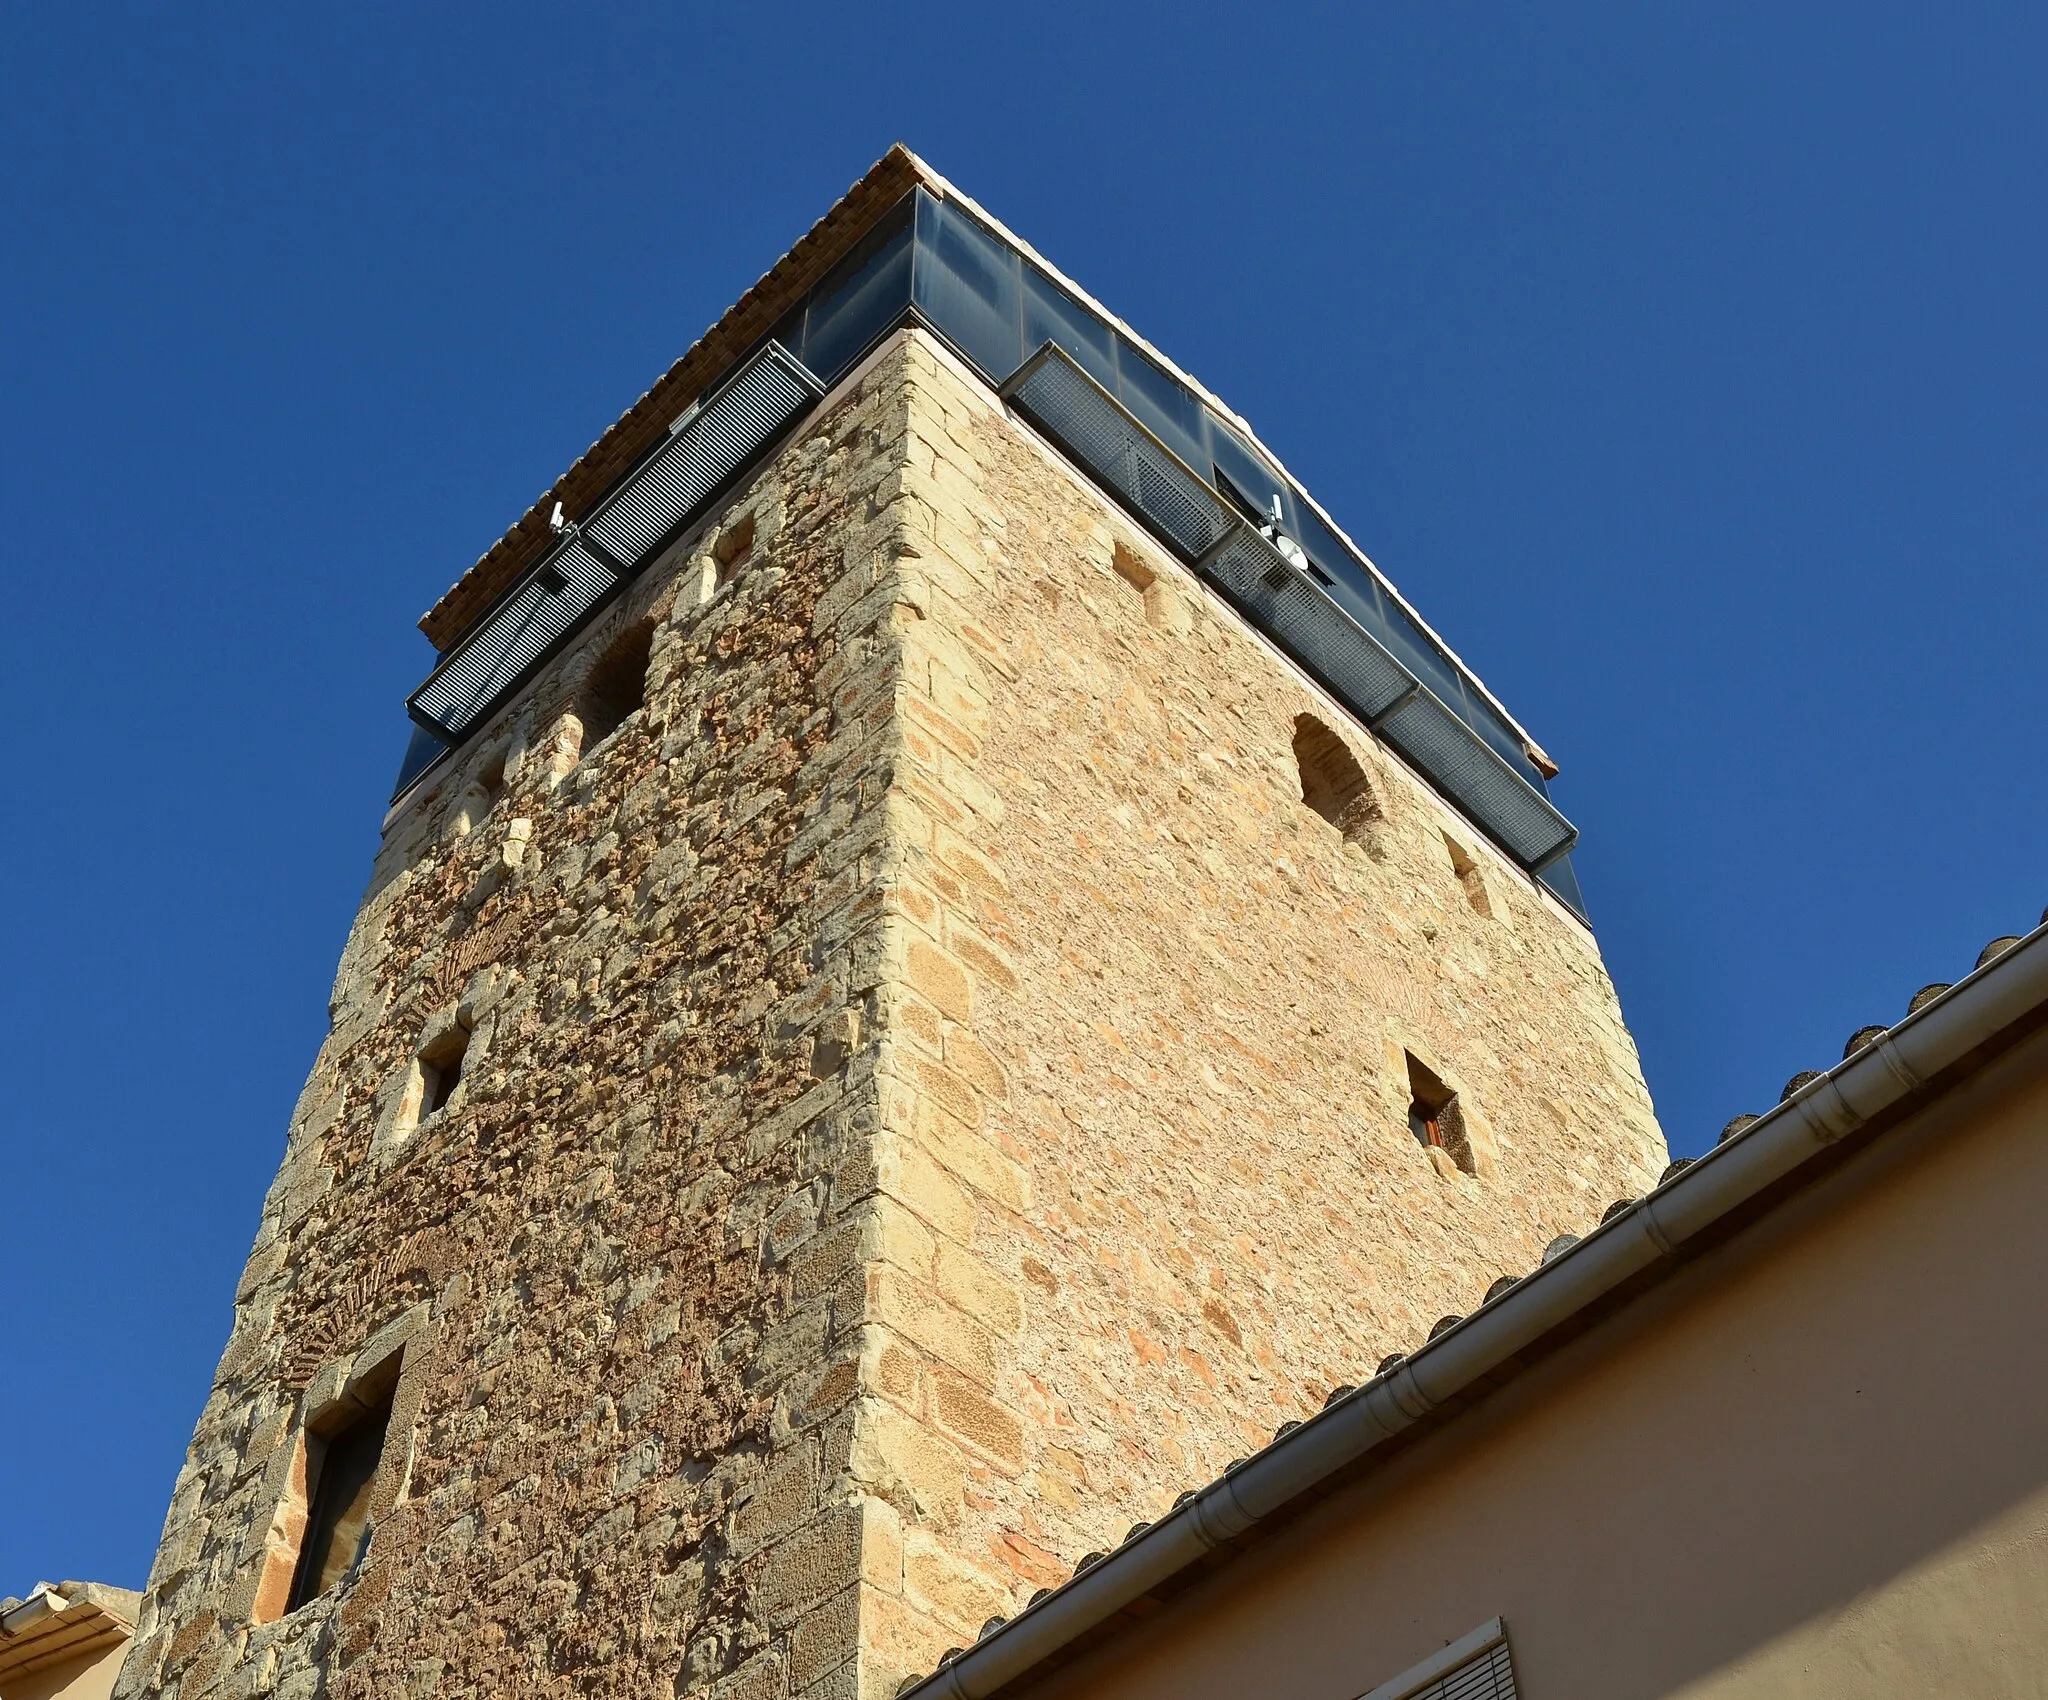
[
  {"left": 1111, "top": 541, "right": 1177, "bottom": 631},
  {"left": 1443, "top": 832, "right": 1494, "bottom": 918},
  {"left": 421, "top": 1056, "right": 458, "bottom": 1118},
  {"left": 574, "top": 620, "right": 656, "bottom": 757},
  {"left": 285, "top": 1379, "right": 396, "bottom": 1612},
  {"left": 1406, "top": 1052, "right": 1475, "bottom": 1175},
  {"left": 420, "top": 1026, "right": 468, "bottom": 1119},
  {"left": 476, "top": 747, "right": 507, "bottom": 810},
  {"left": 1111, "top": 539, "right": 1157, "bottom": 593},
  {"left": 455, "top": 747, "right": 509, "bottom": 838},
  {"left": 711, "top": 511, "right": 756, "bottom": 590}
]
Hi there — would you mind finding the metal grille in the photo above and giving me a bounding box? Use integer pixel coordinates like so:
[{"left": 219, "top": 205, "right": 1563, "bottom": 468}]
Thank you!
[
  {"left": 1003, "top": 343, "right": 1234, "bottom": 562},
  {"left": 1413, "top": 1642, "right": 1517, "bottom": 1700},
  {"left": 407, "top": 342, "right": 821, "bottom": 745},
  {"left": 410, "top": 536, "right": 617, "bottom": 738},
  {"left": 1377, "top": 689, "right": 1577, "bottom": 871},
  {"left": 583, "top": 345, "right": 821, "bottom": 567},
  {"left": 1197, "top": 526, "right": 1418, "bottom": 724},
  {"left": 1360, "top": 1626, "right": 1518, "bottom": 1700}
]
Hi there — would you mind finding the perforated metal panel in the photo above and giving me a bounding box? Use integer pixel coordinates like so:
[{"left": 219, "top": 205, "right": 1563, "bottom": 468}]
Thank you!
[
  {"left": 409, "top": 536, "right": 618, "bottom": 739},
  {"left": 406, "top": 342, "right": 821, "bottom": 747},
  {"left": 1377, "top": 690, "right": 1577, "bottom": 871},
  {"left": 583, "top": 345, "right": 821, "bottom": 568},
  {"left": 1196, "top": 526, "right": 1418, "bottom": 724},
  {"left": 1003, "top": 343, "right": 1234, "bottom": 562}
]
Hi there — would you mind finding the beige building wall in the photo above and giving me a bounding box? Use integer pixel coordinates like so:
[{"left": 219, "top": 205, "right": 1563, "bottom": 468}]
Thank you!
[
  {"left": 5, "top": 1641, "right": 127, "bottom": 1700},
  {"left": 0, "top": 1585, "right": 140, "bottom": 1700},
  {"left": 116, "top": 330, "right": 1662, "bottom": 1700},
  {"left": 1028, "top": 1023, "right": 2048, "bottom": 1700}
]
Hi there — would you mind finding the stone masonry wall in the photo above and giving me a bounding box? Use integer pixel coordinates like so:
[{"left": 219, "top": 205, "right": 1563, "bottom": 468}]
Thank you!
[
  {"left": 116, "top": 330, "right": 1662, "bottom": 1700},
  {"left": 116, "top": 336, "right": 948, "bottom": 1700},
  {"left": 840, "top": 335, "right": 1666, "bottom": 1694}
]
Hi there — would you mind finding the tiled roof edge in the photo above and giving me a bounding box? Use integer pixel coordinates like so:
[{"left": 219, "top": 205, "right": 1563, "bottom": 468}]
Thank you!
[
  {"left": 418, "top": 143, "right": 935, "bottom": 651},
  {"left": 901, "top": 916, "right": 2048, "bottom": 1700}
]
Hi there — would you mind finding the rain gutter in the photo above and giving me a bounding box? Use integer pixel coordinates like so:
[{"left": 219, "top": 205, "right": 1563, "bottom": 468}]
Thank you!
[{"left": 911, "top": 921, "right": 2048, "bottom": 1700}]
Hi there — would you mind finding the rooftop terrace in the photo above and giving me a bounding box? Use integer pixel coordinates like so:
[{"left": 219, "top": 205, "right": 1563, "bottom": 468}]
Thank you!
[{"left": 394, "top": 147, "right": 1589, "bottom": 919}]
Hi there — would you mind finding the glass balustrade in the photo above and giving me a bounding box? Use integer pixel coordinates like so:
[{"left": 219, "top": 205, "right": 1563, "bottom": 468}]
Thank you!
[{"left": 396, "top": 187, "right": 1589, "bottom": 919}]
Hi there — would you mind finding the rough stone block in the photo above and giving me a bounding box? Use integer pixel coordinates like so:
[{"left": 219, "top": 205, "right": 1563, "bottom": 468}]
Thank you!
[
  {"left": 910, "top": 1105, "right": 1031, "bottom": 1215},
  {"left": 731, "top": 1442, "right": 822, "bottom": 1558},
  {"left": 874, "top": 1132, "right": 976, "bottom": 1245},
  {"left": 929, "top": 1370, "right": 1026, "bottom": 1473},
  {"left": 901, "top": 1530, "right": 1013, "bottom": 1634},
  {"left": 757, "top": 1505, "right": 864, "bottom": 1624},
  {"left": 932, "top": 1243, "right": 1024, "bottom": 1340},
  {"left": 847, "top": 1401, "right": 966, "bottom": 1529},
  {"left": 863, "top": 1266, "right": 999, "bottom": 1387},
  {"left": 903, "top": 938, "right": 972, "bottom": 1024}
]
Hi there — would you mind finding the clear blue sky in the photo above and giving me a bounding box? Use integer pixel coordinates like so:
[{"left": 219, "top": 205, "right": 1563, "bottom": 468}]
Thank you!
[{"left": 4, "top": 3, "right": 2044, "bottom": 1594}]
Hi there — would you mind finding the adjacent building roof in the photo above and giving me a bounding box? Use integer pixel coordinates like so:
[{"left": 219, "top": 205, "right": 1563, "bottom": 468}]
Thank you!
[
  {"left": 900, "top": 914, "right": 2048, "bottom": 1699},
  {"left": 0, "top": 1580, "right": 140, "bottom": 1686}
]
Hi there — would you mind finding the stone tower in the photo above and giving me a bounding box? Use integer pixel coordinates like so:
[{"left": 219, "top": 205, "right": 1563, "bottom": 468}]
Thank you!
[{"left": 116, "top": 149, "right": 1663, "bottom": 1700}]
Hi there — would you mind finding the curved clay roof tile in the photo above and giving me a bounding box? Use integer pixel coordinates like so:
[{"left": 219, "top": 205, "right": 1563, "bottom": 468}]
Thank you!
[{"left": 1720, "top": 1113, "right": 1761, "bottom": 1145}]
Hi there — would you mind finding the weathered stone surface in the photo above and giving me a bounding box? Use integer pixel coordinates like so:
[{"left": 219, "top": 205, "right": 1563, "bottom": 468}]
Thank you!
[
  {"left": 849, "top": 337, "right": 1665, "bottom": 1684},
  {"left": 116, "top": 331, "right": 1663, "bottom": 1700}
]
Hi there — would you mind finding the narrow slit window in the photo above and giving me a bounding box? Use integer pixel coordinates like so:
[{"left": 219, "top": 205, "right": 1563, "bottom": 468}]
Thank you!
[
  {"left": 577, "top": 621, "right": 655, "bottom": 753},
  {"left": 419, "top": 1026, "right": 469, "bottom": 1120},
  {"left": 286, "top": 1381, "right": 395, "bottom": 1611},
  {"left": 712, "top": 512, "right": 756, "bottom": 589},
  {"left": 1111, "top": 539, "right": 1158, "bottom": 595},
  {"left": 1443, "top": 831, "right": 1494, "bottom": 918},
  {"left": 454, "top": 747, "right": 508, "bottom": 838},
  {"left": 1406, "top": 1052, "right": 1475, "bottom": 1175},
  {"left": 476, "top": 747, "right": 507, "bottom": 812},
  {"left": 1110, "top": 541, "right": 1176, "bottom": 629}
]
